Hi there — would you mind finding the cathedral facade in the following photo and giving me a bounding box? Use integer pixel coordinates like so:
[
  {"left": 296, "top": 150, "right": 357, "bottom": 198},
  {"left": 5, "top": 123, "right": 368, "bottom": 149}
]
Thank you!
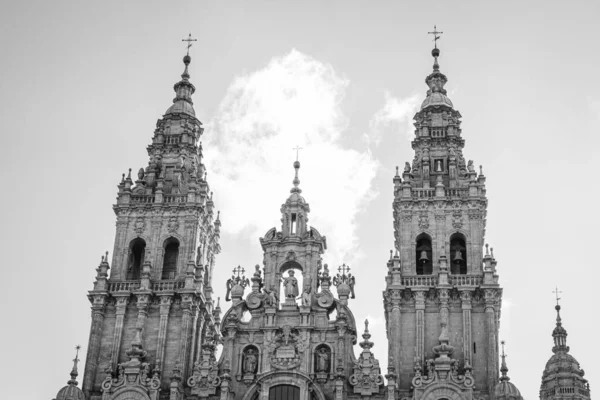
[{"left": 52, "top": 41, "right": 591, "bottom": 400}]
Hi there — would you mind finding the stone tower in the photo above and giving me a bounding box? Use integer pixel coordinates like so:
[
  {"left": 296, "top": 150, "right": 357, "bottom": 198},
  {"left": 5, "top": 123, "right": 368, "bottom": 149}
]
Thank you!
[
  {"left": 81, "top": 50, "right": 223, "bottom": 400},
  {"left": 383, "top": 44, "right": 502, "bottom": 400},
  {"left": 539, "top": 302, "right": 591, "bottom": 400},
  {"left": 208, "top": 161, "right": 387, "bottom": 400}
]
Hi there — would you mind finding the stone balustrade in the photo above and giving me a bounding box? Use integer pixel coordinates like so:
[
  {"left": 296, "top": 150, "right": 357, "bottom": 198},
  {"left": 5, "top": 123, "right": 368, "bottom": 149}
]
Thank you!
[
  {"left": 449, "top": 274, "right": 483, "bottom": 286},
  {"left": 151, "top": 280, "right": 185, "bottom": 292},
  {"left": 107, "top": 281, "right": 141, "bottom": 292},
  {"left": 131, "top": 195, "right": 156, "bottom": 204},
  {"left": 401, "top": 275, "right": 438, "bottom": 287}
]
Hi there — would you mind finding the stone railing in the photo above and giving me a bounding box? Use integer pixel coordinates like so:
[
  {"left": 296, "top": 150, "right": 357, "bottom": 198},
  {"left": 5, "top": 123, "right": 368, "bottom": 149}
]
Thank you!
[
  {"left": 151, "top": 280, "right": 185, "bottom": 292},
  {"left": 131, "top": 195, "right": 156, "bottom": 204},
  {"left": 164, "top": 195, "right": 187, "bottom": 204},
  {"left": 164, "top": 135, "right": 181, "bottom": 145},
  {"left": 449, "top": 275, "right": 484, "bottom": 287},
  {"left": 401, "top": 275, "right": 438, "bottom": 287},
  {"left": 412, "top": 188, "right": 436, "bottom": 198},
  {"left": 108, "top": 281, "right": 141, "bottom": 292},
  {"left": 444, "top": 188, "right": 469, "bottom": 198}
]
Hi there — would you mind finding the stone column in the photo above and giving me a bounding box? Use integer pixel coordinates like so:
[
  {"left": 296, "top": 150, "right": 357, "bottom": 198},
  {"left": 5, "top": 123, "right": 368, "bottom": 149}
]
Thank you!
[
  {"left": 156, "top": 294, "right": 173, "bottom": 372},
  {"left": 178, "top": 294, "right": 198, "bottom": 380},
  {"left": 438, "top": 288, "right": 450, "bottom": 344},
  {"left": 110, "top": 295, "right": 130, "bottom": 370},
  {"left": 82, "top": 294, "right": 107, "bottom": 397},
  {"left": 414, "top": 290, "right": 426, "bottom": 364},
  {"left": 461, "top": 290, "right": 473, "bottom": 366},
  {"left": 484, "top": 289, "right": 498, "bottom": 398},
  {"left": 193, "top": 312, "right": 206, "bottom": 366},
  {"left": 135, "top": 294, "right": 150, "bottom": 334}
]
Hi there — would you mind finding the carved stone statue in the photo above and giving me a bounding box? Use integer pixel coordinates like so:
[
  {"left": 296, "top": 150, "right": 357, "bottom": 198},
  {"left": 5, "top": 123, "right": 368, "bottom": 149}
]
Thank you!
[
  {"left": 404, "top": 162, "right": 411, "bottom": 173},
  {"left": 316, "top": 348, "right": 330, "bottom": 373},
  {"left": 243, "top": 348, "right": 257, "bottom": 374},
  {"left": 264, "top": 284, "right": 278, "bottom": 306},
  {"left": 301, "top": 284, "right": 312, "bottom": 306},
  {"left": 467, "top": 160, "right": 475, "bottom": 173},
  {"left": 283, "top": 270, "right": 299, "bottom": 298}
]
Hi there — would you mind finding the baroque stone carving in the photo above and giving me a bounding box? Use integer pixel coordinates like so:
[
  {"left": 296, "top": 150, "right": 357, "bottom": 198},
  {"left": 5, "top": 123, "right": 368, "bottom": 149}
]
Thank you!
[{"left": 266, "top": 325, "right": 307, "bottom": 370}]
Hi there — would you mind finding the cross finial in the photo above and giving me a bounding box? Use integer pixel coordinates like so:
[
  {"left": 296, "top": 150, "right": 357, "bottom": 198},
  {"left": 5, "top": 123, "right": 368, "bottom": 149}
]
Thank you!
[
  {"left": 293, "top": 145, "right": 303, "bottom": 162},
  {"left": 338, "top": 263, "right": 351, "bottom": 276},
  {"left": 182, "top": 33, "right": 197, "bottom": 56},
  {"left": 553, "top": 286, "right": 562, "bottom": 306},
  {"left": 233, "top": 265, "right": 245, "bottom": 278},
  {"left": 501, "top": 340, "right": 506, "bottom": 357},
  {"left": 428, "top": 25, "right": 443, "bottom": 49}
]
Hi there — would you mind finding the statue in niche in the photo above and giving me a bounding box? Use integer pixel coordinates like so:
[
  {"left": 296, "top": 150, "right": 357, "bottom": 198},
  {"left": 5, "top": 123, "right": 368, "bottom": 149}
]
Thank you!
[
  {"left": 404, "top": 162, "right": 411, "bottom": 173},
  {"left": 243, "top": 348, "right": 258, "bottom": 374},
  {"left": 282, "top": 270, "right": 299, "bottom": 298},
  {"left": 435, "top": 159, "right": 443, "bottom": 172},
  {"left": 316, "top": 347, "right": 331, "bottom": 373},
  {"left": 264, "top": 284, "right": 278, "bottom": 306},
  {"left": 300, "top": 284, "right": 312, "bottom": 306}
]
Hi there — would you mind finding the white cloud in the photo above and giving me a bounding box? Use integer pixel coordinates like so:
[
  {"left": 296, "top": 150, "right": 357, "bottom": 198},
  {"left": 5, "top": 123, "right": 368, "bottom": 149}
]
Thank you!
[
  {"left": 366, "top": 92, "right": 419, "bottom": 146},
  {"left": 205, "top": 49, "right": 378, "bottom": 265}
]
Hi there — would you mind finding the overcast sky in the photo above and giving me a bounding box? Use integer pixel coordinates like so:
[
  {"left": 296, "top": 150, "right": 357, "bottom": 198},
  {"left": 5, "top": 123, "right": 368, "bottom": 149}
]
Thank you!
[{"left": 1, "top": 1, "right": 598, "bottom": 399}]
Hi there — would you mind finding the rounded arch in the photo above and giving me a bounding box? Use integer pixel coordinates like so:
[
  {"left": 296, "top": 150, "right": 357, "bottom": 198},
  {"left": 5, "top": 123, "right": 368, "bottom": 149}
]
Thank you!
[
  {"left": 449, "top": 231, "right": 467, "bottom": 275},
  {"left": 279, "top": 260, "right": 303, "bottom": 274},
  {"left": 419, "top": 384, "right": 469, "bottom": 400},
  {"left": 161, "top": 236, "right": 180, "bottom": 280},
  {"left": 126, "top": 237, "right": 147, "bottom": 280},
  {"left": 411, "top": 229, "right": 435, "bottom": 243},
  {"left": 240, "top": 370, "right": 327, "bottom": 400},
  {"left": 415, "top": 232, "right": 433, "bottom": 275}
]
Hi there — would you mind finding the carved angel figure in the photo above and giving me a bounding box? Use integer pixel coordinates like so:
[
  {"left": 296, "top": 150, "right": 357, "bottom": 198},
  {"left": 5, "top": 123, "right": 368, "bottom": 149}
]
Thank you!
[{"left": 225, "top": 276, "right": 234, "bottom": 302}]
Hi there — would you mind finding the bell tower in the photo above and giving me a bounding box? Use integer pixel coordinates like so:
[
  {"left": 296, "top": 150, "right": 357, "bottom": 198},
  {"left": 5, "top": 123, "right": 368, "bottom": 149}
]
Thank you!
[
  {"left": 383, "top": 36, "right": 502, "bottom": 400},
  {"left": 81, "top": 43, "right": 223, "bottom": 400}
]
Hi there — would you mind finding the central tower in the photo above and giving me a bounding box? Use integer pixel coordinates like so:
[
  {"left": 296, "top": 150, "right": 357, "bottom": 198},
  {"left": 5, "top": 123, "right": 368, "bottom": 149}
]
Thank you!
[{"left": 384, "top": 44, "right": 502, "bottom": 400}]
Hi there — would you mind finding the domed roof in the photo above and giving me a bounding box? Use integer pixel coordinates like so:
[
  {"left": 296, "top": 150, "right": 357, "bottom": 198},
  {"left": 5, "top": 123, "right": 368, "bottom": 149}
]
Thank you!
[
  {"left": 54, "top": 384, "right": 85, "bottom": 400},
  {"left": 539, "top": 304, "right": 591, "bottom": 400},
  {"left": 495, "top": 380, "right": 523, "bottom": 400},
  {"left": 53, "top": 346, "right": 84, "bottom": 400},
  {"left": 165, "top": 100, "right": 196, "bottom": 117},
  {"left": 421, "top": 92, "right": 454, "bottom": 110}
]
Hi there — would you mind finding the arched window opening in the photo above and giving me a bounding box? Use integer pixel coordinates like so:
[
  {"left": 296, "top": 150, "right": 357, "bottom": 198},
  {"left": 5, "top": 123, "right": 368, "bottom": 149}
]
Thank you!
[
  {"left": 450, "top": 233, "right": 467, "bottom": 274},
  {"left": 279, "top": 261, "right": 303, "bottom": 306},
  {"left": 415, "top": 234, "right": 433, "bottom": 275},
  {"left": 127, "top": 238, "right": 146, "bottom": 280},
  {"left": 290, "top": 213, "right": 297, "bottom": 235},
  {"left": 162, "top": 238, "right": 180, "bottom": 280},
  {"left": 269, "top": 385, "right": 300, "bottom": 400}
]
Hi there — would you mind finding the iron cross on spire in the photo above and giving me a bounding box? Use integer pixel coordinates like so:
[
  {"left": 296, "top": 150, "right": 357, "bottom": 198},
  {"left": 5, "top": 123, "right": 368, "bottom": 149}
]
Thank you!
[
  {"left": 233, "top": 265, "right": 245, "bottom": 278},
  {"left": 428, "top": 25, "right": 443, "bottom": 49},
  {"left": 182, "top": 32, "right": 197, "bottom": 55},
  {"left": 293, "top": 145, "right": 303, "bottom": 161},
  {"left": 338, "top": 263, "right": 351, "bottom": 276},
  {"left": 553, "top": 286, "right": 563, "bottom": 306}
]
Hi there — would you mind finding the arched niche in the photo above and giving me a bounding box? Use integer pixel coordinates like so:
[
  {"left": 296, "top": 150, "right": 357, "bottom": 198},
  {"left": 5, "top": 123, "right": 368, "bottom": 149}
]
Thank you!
[
  {"left": 237, "top": 344, "right": 261, "bottom": 381},
  {"left": 449, "top": 232, "right": 467, "bottom": 275},
  {"left": 126, "top": 238, "right": 146, "bottom": 280},
  {"left": 278, "top": 260, "right": 303, "bottom": 305},
  {"left": 415, "top": 232, "right": 433, "bottom": 275},
  {"left": 161, "top": 237, "right": 180, "bottom": 280}
]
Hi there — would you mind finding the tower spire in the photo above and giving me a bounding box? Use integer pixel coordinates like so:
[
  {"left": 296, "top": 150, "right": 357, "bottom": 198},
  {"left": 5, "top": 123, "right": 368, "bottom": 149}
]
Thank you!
[
  {"left": 68, "top": 345, "right": 81, "bottom": 386},
  {"left": 551, "top": 287, "right": 569, "bottom": 353},
  {"left": 499, "top": 341, "right": 509, "bottom": 381}
]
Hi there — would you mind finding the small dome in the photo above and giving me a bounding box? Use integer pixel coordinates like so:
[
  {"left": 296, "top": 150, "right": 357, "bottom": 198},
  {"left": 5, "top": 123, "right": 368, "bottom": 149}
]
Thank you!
[
  {"left": 495, "top": 380, "right": 523, "bottom": 400},
  {"left": 231, "top": 283, "right": 245, "bottom": 298},
  {"left": 55, "top": 384, "right": 85, "bottom": 400},
  {"left": 165, "top": 100, "right": 196, "bottom": 117},
  {"left": 287, "top": 192, "right": 305, "bottom": 203},
  {"left": 421, "top": 92, "right": 454, "bottom": 109}
]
